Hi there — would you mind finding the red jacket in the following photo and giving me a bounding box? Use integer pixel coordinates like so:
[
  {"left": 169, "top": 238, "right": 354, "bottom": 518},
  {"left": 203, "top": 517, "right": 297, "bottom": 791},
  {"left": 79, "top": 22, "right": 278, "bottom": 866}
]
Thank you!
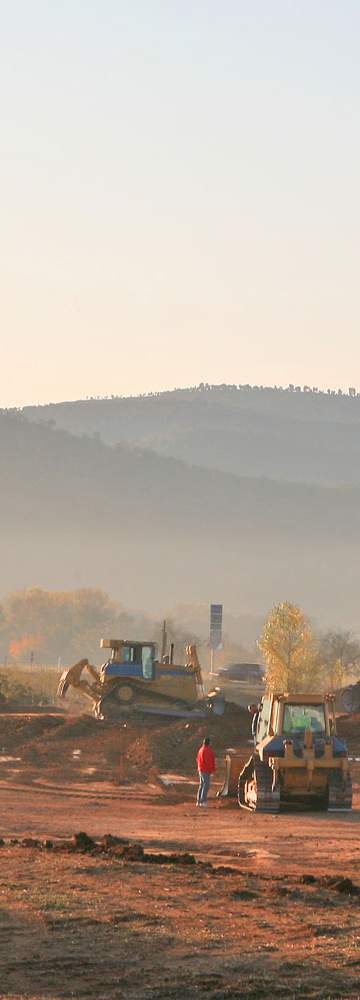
[{"left": 196, "top": 744, "right": 216, "bottom": 774}]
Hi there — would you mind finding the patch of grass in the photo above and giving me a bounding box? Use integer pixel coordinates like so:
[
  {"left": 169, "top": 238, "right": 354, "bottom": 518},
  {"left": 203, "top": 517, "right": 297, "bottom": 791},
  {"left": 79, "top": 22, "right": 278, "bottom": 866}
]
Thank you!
[
  {"left": 0, "top": 666, "right": 62, "bottom": 706},
  {"left": 0, "top": 663, "right": 89, "bottom": 709},
  {"left": 33, "top": 890, "right": 83, "bottom": 913}
]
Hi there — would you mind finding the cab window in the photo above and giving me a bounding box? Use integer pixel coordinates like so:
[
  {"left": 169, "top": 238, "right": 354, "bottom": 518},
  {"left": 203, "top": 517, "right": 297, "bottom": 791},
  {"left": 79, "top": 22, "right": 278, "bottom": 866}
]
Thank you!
[
  {"left": 283, "top": 704, "right": 325, "bottom": 736},
  {"left": 142, "top": 645, "right": 155, "bottom": 679}
]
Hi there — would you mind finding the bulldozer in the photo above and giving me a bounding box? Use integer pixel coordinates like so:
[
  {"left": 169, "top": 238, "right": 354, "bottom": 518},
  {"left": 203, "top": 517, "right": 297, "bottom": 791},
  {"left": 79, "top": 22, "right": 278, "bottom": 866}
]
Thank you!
[
  {"left": 218, "top": 692, "right": 352, "bottom": 812},
  {"left": 57, "top": 637, "right": 225, "bottom": 720}
]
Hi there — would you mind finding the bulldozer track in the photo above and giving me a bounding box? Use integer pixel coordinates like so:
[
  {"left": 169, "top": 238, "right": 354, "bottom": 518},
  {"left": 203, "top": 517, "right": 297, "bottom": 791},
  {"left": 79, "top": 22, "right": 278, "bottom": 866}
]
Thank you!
[
  {"left": 328, "top": 769, "right": 353, "bottom": 811},
  {"left": 238, "top": 757, "right": 280, "bottom": 814},
  {"left": 97, "top": 679, "right": 221, "bottom": 720},
  {"left": 101, "top": 678, "right": 191, "bottom": 709}
]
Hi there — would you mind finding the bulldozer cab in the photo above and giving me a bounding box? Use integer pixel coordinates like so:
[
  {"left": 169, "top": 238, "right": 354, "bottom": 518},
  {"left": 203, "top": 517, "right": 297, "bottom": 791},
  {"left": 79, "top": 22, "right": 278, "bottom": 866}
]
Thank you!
[
  {"left": 255, "top": 693, "right": 335, "bottom": 746},
  {"left": 100, "top": 640, "right": 157, "bottom": 681},
  {"left": 282, "top": 703, "right": 326, "bottom": 736}
]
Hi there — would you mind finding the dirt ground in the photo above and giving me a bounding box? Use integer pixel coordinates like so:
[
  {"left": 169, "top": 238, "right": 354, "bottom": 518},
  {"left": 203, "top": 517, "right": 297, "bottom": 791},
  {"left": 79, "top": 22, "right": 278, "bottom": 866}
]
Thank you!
[{"left": 1, "top": 708, "right": 360, "bottom": 999}]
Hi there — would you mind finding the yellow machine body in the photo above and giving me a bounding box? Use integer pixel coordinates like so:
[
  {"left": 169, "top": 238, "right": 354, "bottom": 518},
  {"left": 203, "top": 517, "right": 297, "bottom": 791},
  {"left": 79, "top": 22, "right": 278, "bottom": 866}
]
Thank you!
[
  {"left": 57, "top": 640, "right": 224, "bottom": 720},
  {"left": 219, "top": 692, "right": 352, "bottom": 812}
]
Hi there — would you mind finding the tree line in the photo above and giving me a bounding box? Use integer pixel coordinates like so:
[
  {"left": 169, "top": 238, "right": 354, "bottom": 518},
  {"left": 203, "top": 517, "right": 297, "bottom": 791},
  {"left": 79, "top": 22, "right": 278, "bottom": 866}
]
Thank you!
[
  {"left": 1, "top": 588, "right": 359, "bottom": 696},
  {"left": 0, "top": 587, "right": 200, "bottom": 668}
]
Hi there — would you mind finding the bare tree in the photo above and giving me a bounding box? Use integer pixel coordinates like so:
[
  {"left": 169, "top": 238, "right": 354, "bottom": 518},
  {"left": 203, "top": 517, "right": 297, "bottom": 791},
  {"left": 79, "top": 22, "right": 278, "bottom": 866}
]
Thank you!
[{"left": 319, "top": 630, "right": 360, "bottom": 689}]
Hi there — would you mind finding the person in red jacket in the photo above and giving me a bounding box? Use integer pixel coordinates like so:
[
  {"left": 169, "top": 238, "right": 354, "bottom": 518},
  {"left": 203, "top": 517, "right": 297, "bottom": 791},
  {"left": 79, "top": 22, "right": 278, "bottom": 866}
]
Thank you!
[{"left": 196, "top": 736, "right": 216, "bottom": 807}]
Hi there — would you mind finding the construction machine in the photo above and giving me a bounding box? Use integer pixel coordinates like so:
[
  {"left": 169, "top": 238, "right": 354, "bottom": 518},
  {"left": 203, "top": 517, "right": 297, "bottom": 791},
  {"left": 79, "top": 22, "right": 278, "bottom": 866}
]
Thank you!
[
  {"left": 334, "top": 677, "right": 360, "bottom": 715},
  {"left": 57, "top": 638, "right": 225, "bottom": 720},
  {"left": 218, "top": 692, "right": 352, "bottom": 812}
]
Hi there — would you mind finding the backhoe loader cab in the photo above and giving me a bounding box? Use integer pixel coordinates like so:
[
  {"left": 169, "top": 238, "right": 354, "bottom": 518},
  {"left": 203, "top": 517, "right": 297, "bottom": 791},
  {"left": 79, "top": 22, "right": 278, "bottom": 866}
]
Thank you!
[{"left": 219, "top": 692, "right": 352, "bottom": 812}]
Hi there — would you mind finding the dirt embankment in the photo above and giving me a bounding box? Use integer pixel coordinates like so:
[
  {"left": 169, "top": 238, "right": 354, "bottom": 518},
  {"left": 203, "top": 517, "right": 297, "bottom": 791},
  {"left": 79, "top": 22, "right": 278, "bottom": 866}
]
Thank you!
[
  {"left": 1, "top": 704, "right": 359, "bottom": 790},
  {"left": 0, "top": 701, "right": 250, "bottom": 786}
]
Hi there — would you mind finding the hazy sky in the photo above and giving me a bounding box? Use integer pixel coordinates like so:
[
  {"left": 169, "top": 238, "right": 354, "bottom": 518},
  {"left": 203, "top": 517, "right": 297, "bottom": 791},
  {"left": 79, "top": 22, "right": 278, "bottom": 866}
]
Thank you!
[{"left": 1, "top": 1, "right": 360, "bottom": 406}]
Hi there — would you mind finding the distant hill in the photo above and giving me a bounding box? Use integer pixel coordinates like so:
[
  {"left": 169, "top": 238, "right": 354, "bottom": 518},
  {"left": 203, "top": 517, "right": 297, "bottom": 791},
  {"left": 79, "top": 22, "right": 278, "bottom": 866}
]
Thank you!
[
  {"left": 23, "top": 384, "right": 360, "bottom": 486},
  {"left": 2, "top": 408, "right": 360, "bottom": 627}
]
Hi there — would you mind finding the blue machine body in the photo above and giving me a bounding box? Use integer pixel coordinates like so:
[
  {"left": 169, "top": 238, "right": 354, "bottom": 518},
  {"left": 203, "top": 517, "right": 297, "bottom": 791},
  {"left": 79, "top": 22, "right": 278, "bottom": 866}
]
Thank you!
[
  {"left": 102, "top": 660, "right": 151, "bottom": 680},
  {"left": 101, "top": 660, "right": 191, "bottom": 678},
  {"left": 262, "top": 733, "right": 348, "bottom": 759}
]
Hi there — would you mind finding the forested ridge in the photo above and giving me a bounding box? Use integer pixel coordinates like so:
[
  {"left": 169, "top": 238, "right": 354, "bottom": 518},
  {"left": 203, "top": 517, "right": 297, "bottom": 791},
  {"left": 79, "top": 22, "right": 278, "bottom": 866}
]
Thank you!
[
  {"left": 23, "top": 383, "right": 360, "bottom": 486},
  {"left": 1, "top": 403, "right": 360, "bottom": 626}
]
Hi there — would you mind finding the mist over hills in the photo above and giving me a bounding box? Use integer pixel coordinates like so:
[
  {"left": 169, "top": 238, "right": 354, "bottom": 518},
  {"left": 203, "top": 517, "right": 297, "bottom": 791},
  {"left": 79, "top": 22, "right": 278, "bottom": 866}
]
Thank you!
[
  {"left": 2, "top": 400, "right": 360, "bottom": 629},
  {"left": 24, "top": 384, "right": 360, "bottom": 486}
]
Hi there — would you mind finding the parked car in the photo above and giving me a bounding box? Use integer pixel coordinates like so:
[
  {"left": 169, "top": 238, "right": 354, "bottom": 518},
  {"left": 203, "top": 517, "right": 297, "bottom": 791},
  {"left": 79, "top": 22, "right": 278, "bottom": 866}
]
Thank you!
[{"left": 216, "top": 662, "right": 264, "bottom": 683}]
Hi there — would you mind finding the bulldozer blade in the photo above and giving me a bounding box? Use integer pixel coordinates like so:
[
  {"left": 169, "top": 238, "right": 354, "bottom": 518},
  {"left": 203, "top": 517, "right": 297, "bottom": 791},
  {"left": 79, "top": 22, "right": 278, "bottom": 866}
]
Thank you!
[
  {"left": 132, "top": 693, "right": 226, "bottom": 719},
  {"left": 57, "top": 659, "right": 90, "bottom": 699},
  {"left": 217, "top": 751, "right": 244, "bottom": 798}
]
